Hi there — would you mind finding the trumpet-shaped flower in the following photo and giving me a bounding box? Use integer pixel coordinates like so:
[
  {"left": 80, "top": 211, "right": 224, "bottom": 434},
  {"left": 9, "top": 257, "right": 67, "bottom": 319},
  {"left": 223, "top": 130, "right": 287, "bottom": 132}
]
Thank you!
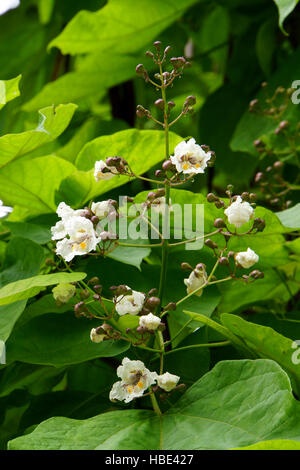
[
  {"left": 170, "top": 138, "right": 211, "bottom": 174},
  {"left": 224, "top": 196, "right": 254, "bottom": 228},
  {"left": 184, "top": 265, "right": 207, "bottom": 296},
  {"left": 235, "top": 248, "right": 259, "bottom": 269},
  {"left": 157, "top": 372, "right": 180, "bottom": 392},
  {"left": 91, "top": 200, "right": 116, "bottom": 219},
  {"left": 55, "top": 216, "right": 99, "bottom": 262},
  {"left": 109, "top": 358, "right": 157, "bottom": 403},
  {"left": 115, "top": 287, "right": 145, "bottom": 316},
  {"left": 139, "top": 313, "right": 161, "bottom": 331},
  {"left": 94, "top": 160, "right": 118, "bottom": 182}
]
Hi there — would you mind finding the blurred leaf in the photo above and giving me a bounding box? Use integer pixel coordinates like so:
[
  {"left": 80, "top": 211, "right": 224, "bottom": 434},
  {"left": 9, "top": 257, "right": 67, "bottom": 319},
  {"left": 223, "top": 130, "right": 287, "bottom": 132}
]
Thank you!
[
  {"left": 7, "top": 313, "right": 129, "bottom": 366},
  {"left": 234, "top": 439, "right": 300, "bottom": 450},
  {"left": 256, "top": 19, "right": 277, "bottom": 76},
  {"left": 3, "top": 221, "right": 51, "bottom": 244},
  {"left": 272, "top": 0, "right": 299, "bottom": 33},
  {"left": 0, "top": 104, "right": 77, "bottom": 168},
  {"left": 0, "top": 238, "right": 44, "bottom": 343},
  {"left": 0, "top": 75, "right": 21, "bottom": 110},
  {"left": 276, "top": 203, "right": 300, "bottom": 229}
]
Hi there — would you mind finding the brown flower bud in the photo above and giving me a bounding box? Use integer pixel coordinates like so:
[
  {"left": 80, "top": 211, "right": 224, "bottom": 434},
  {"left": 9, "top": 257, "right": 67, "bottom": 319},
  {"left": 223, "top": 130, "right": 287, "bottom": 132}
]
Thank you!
[
  {"left": 181, "top": 262, "right": 193, "bottom": 271},
  {"left": 162, "top": 159, "right": 174, "bottom": 171},
  {"left": 207, "top": 193, "right": 218, "bottom": 202},
  {"left": 164, "top": 302, "right": 176, "bottom": 311},
  {"left": 155, "top": 98, "right": 165, "bottom": 110},
  {"left": 214, "top": 218, "right": 226, "bottom": 228}
]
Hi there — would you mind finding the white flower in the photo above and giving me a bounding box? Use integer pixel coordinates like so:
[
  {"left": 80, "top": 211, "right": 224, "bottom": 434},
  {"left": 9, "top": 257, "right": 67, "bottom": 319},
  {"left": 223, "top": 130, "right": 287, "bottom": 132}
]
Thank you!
[
  {"left": 224, "top": 196, "right": 254, "bottom": 228},
  {"left": 0, "top": 200, "right": 13, "bottom": 218},
  {"left": 184, "top": 266, "right": 207, "bottom": 296},
  {"left": 170, "top": 138, "right": 211, "bottom": 174},
  {"left": 115, "top": 287, "right": 145, "bottom": 316},
  {"left": 235, "top": 248, "right": 259, "bottom": 269},
  {"left": 51, "top": 202, "right": 85, "bottom": 240},
  {"left": 56, "top": 216, "right": 99, "bottom": 262},
  {"left": 91, "top": 200, "right": 116, "bottom": 219},
  {"left": 94, "top": 160, "right": 117, "bottom": 182},
  {"left": 0, "top": 0, "right": 20, "bottom": 16},
  {"left": 157, "top": 372, "right": 180, "bottom": 392},
  {"left": 90, "top": 328, "right": 106, "bottom": 343},
  {"left": 109, "top": 357, "right": 157, "bottom": 403},
  {"left": 52, "top": 283, "right": 76, "bottom": 304},
  {"left": 151, "top": 197, "right": 173, "bottom": 215},
  {"left": 139, "top": 313, "right": 161, "bottom": 331}
]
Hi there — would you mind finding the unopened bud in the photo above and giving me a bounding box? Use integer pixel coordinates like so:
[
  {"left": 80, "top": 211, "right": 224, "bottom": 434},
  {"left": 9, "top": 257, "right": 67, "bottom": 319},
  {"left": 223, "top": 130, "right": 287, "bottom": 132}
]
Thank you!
[
  {"left": 181, "top": 262, "right": 193, "bottom": 271},
  {"left": 146, "top": 297, "right": 161, "bottom": 308},
  {"left": 214, "top": 218, "right": 226, "bottom": 228},
  {"left": 205, "top": 239, "right": 218, "bottom": 249},
  {"left": 164, "top": 302, "right": 176, "bottom": 311},
  {"left": 219, "top": 257, "right": 229, "bottom": 265},
  {"left": 162, "top": 159, "right": 174, "bottom": 171},
  {"left": 155, "top": 98, "right": 164, "bottom": 110},
  {"left": 207, "top": 193, "right": 218, "bottom": 202}
]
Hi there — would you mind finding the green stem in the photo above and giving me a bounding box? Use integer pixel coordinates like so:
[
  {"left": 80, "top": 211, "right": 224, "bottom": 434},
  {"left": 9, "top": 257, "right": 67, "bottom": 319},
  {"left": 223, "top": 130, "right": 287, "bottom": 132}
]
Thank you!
[
  {"left": 164, "top": 341, "right": 231, "bottom": 356},
  {"left": 150, "top": 390, "right": 162, "bottom": 416}
]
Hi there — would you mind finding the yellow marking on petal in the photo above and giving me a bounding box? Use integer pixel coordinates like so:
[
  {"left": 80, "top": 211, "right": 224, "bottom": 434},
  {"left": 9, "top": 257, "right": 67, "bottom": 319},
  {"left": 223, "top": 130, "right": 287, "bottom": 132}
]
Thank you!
[
  {"left": 137, "top": 381, "right": 144, "bottom": 389},
  {"left": 183, "top": 163, "right": 189, "bottom": 170},
  {"left": 128, "top": 386, "right": 133, "bottom": 393},
  {"left": 195, "top": 164, "right": 200, "bottom": 168},
  {"left": 80, "top": 242, "right": 87, "bottom": 249}
]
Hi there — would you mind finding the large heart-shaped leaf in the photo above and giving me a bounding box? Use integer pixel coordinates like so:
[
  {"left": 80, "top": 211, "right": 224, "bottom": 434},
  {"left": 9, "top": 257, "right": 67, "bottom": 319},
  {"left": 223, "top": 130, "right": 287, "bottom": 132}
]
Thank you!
[
  {"left": 49, "top": 0, "right": 198, "bottom": 55},
  {"left": 8, "top": 360, "right": 300, "bottom": 449}
]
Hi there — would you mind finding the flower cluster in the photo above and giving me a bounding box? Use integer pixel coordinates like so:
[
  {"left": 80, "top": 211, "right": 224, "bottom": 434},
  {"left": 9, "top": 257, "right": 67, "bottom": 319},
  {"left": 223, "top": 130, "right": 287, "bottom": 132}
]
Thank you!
[
  {"left": 109, "top": 358, "right": 180, "bottom": 403},
  {"left": 51, "top": 201, "right": 117, "bottom": 262}
]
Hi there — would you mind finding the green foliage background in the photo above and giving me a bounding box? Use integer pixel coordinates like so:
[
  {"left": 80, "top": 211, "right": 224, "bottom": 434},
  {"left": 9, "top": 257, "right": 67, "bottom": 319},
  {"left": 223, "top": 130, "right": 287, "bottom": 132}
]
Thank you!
[{"left": 0, "top": 0, "right": 300, "bottom": 450}]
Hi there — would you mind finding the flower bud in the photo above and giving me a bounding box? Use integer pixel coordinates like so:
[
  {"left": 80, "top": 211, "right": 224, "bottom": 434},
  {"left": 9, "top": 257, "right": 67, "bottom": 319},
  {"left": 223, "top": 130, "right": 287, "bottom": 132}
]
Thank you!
[
  {"left": 153, "top": 40, "right": 162, "bottom": 49},
  {"left": 80, "top": 289, "right": 90, "bottom": 300},
  {"left": 93, "top": 284, "right": 103, "bottom": 294},
  {"left": 181, "top": 262, "right": 193, "bottom": 271},
  {"left": 249, "top": 193, "right": 257, "bottom": 202},
  {"left": 52, "top": 283, "right": 76, "bottom": 305},
  {"left": 219, "top": 256, "right": 229, "bottom": 265},
  {"left": 205, "top": 239, "right": 218, "bottom": 249},
  {"left": 255, "top": 172, "right": 264, "bottom": 183},
  {"left": 273, "top": 161, "right": 283, "bottom": 170},
  {"left": 155, "top": 169, "right": 163, "bottom": 177},
  {"left": 147, "top": 191, "right": 157, "bottom": 200},
  {"left": 89, "top": 276, "right": 100, "bottom": 285},
  {"left": 148, "top": 288, "right": 158, "bottom": 296},
  {"left": 155, "top": 98, "right": 165, "bottom": 110},
  {"left": 136, "top": 64, "right": 145, "bottom": 76},
  {"left": 207, "top": 193, "right": 218, "bottom": 202},
  {"left": 279, "top": 120, "right": 289, "bottom": 130},
  {"left": 214, "top": 218, "right": 226, "bottom": 228},
  {"left": 184, "top": 95, "right": 196, "bottom": 107},
  {"left": 90, "top": 327, "right": 107, "bottom": 343},
  {"left": 146, "top": 296, "right": 161, "bottom": 308},
  {"left": 215, "top": 200, "right": 225, "bottom": 209},
  {"left": 162, "top": 159, "right": 174, "bottom": 171},
  {"left": 91, "top": 215, "right": 99, "bottom": 224},
  {"left": 145, "top": 50, "right": 154, "bottom": 59},
  {"left": 156, "top": 188, "right": 166, "bottom": 197},
  {"left": 164, "top": 302, "right": 176, "bottom": 311},
  {"left": 253, "top": 218, "right": 265, "bottom": 232},
  {"left": 168, "top": 101, "right": 176, "bottom": 110}
]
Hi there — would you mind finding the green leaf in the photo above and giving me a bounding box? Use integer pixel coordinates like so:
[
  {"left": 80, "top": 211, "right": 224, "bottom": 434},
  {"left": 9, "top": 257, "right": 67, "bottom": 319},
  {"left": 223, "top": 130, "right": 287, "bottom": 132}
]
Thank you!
[
  {"left": 6, "top": 313, "right": 129, "bottom": 366},
  {"left": 0, "top": 272, "right": 86, "bottom": 306},
  {"left": 0, "top": 75, "right": 21, "bottom": 110},
  {"left": 107, "top": 244, "right": 151, "bottom": 270},
  {"left": 0, "top": 238, "right": 44, "bottom": 344},
  {"left": 221, "top": 313, "right": 300, "bottom": 390},
  {"left": 8, "top": 360, "right": 300, "bottom": 449},
  {"left": 49, "top": 0, "right": 198, "bottom": 55},
  {"left": 59, "top": 129, "right": 183, "bottom": 206},
  {"left": 2, "top": 221, "right": 51, "bottom": 244},
  {"left": 272, "top": 0, "right": 299, "bottom": 34},
  {"left": 0, "top": 155, "right": 76, "bottom": 218},
  {"left": 23, "top": 54, "right": 138, "bottom": 111},
  {"left": 276, "top": 203, "right": 300, "bottom": 229},
  {"left": 0, "top": 104, "right": 77, "bottom": 168},
  {"left": 234, "top": 439, "right": 300, "bottom": 450}
]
